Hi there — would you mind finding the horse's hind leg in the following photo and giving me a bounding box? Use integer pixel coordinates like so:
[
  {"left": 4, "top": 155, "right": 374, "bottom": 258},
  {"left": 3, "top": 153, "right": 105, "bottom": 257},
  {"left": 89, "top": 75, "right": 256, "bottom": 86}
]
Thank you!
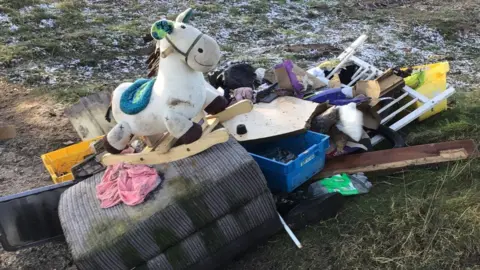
[
  {"left": 102, "top": 122, "right": 133, "bottom": 154},
  {"left": 164, "top": 110, "right": 202, "bottom": 144},
  {"left": 203, "top": 82, "right": 228, "bottom": 115}
]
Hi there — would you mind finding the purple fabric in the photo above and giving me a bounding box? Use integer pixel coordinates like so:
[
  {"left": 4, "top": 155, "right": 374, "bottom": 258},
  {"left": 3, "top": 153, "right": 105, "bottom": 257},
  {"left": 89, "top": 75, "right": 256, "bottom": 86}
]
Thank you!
[
  {"left": 307, "top": 88, "right": 370, "bottom": 106},
  {"left": 307, "top": 88, "right": 346, "bottom": 103},
  {"left": 329, "top": 96, "right": 370, "bottom": 106},
  {"left": 307, "top": 88, "right": 370, "bottom": 105},
  {"left": 275, "top": 60, "right": 303, "bottom": 98}
]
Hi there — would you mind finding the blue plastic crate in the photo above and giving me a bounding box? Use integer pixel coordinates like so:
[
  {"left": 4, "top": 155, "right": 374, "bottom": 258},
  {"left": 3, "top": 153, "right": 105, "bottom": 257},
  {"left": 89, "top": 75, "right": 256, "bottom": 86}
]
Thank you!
[{"left": 242, "top": 131, "right": 330, "bottom": 193}]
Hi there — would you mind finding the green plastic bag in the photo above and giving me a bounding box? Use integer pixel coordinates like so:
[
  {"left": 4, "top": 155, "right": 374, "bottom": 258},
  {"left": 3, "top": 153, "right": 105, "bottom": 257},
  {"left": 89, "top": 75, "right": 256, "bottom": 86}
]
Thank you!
[{"left": 319, "top": 173, "right": 360, "bottom": 196}]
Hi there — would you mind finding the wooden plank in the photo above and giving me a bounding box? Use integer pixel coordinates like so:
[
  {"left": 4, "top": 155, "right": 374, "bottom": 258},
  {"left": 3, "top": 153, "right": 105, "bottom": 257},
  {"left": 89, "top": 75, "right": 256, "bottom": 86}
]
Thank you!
[
  {"left": 221, "top": 96, "right": 322, "bottom": 142},
  {"left": 101, "top": 128, "right": 229, "bottom": 166},
  {"left": 64, "top": 91, "right": 116, "bottom": 141},
  {"left": 206, "top": 100, "right": 253, "bottom": 123},
  {"left": 376, "top": 69, "right": 405, "bottom": 96},
  {"left": 315, "top": 140, "right": 478, "bottom": 178},
  {"left": 0, "top": 125, "right": 16, "bottom": 140}
]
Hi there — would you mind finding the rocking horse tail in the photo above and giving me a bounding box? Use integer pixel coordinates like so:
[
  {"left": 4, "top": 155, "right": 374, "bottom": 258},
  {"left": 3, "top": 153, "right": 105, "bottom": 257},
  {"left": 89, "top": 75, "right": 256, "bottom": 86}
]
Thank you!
[{"left": 103, "top": 122, "right": 133, "bottom": 154}]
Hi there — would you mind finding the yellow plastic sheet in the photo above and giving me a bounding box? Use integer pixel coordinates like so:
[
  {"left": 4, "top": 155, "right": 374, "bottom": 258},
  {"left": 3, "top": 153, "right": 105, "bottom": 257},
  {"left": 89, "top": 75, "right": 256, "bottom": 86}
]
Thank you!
[{"left": 403, "top": 62, "right": 450, "bottom": 121}]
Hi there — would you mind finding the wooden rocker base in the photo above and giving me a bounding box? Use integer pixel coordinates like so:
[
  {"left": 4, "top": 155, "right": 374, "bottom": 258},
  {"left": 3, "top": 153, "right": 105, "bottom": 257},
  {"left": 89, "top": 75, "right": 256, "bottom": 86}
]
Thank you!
[
  {"left": 101, "top": 129, "right": 229, "bottom": 166},
  {"left": 101, "top": 100, "right": 253, "bottom": 166}
]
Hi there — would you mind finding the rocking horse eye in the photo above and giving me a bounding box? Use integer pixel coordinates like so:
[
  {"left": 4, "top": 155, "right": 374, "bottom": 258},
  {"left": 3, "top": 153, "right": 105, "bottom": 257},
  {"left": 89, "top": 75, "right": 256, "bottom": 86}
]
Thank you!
[
  {"left": 181, "top": 25, "right": 186, "bottom": 29},
  {"left": 198, "top": 48, "right": 203, "bottom": 53}
]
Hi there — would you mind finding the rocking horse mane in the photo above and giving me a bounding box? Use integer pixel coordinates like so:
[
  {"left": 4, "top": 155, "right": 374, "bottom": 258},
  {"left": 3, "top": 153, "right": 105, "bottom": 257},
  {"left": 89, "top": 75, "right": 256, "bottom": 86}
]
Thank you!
[
  {"left": 146, "top": 44, "right": 160, "bottom": 78},
  {"left": 142, "top": 32, "right": 159, "bottom": 78}
]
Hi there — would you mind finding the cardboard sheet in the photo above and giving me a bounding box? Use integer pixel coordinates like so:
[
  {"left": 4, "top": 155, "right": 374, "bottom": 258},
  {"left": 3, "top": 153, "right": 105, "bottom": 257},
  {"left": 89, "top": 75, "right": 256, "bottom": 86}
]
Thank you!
[
  {"left": 354, "top": 80, "right": 381, "bottom": 106},
  {"left": 221, "top": 96, "right": 323, "bottom": 141}
]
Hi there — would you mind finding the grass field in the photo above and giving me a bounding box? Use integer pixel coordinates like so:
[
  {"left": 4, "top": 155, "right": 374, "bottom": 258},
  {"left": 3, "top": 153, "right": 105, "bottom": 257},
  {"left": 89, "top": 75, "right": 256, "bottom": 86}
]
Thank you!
[{"left": 0, "top": 0, "right": 479, "bottom": 269}]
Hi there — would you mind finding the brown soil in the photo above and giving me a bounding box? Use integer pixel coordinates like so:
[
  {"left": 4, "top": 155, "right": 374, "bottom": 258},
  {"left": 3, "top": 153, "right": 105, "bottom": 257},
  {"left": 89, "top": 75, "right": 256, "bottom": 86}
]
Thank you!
[
  {"left": 0, "top": 80, "right": 78, "bottom": 269},
  {"left": 0, "top": 80, "right": 78, "bottom": 196}
]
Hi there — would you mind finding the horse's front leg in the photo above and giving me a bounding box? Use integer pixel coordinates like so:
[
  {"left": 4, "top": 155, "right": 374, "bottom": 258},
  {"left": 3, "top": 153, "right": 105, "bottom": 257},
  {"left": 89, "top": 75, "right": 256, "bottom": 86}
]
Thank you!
[
  {"left": 203, "top": 82, "right": 228, "bottom": 115},
  {"left": 164, "top": 110, "right": 202, "bottom": 144},
  {"left": 103, "top": 122, "right": 133, "bottom": 154}
]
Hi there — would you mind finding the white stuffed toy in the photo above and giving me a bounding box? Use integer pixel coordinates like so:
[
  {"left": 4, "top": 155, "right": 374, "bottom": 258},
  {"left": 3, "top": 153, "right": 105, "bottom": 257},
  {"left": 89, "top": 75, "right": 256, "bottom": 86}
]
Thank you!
[
  {"left": 103, "top": 8, "right": 227, "bottom": 153},
  {"left": 336, "top": 102, "right": 364, "bottom": 142}
]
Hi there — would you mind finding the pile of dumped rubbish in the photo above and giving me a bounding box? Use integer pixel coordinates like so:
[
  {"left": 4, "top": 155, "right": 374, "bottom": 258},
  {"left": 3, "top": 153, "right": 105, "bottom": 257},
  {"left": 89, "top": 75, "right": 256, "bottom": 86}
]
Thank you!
[
  {"left": 1, "top": 28, "right": 477, "bottom": 270},
  {"left": 195, "top": 34, "right": 470, "bottom": 235}
]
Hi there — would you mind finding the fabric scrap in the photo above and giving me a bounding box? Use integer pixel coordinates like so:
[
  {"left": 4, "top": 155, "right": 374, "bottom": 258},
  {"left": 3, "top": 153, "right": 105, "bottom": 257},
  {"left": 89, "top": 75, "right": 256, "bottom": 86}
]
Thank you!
[
  {"left": 230, "top": 87, "right": 254, "bottom": 105},
  {"left": 96, "top": 155, "right": 161, "bottom": 208}
]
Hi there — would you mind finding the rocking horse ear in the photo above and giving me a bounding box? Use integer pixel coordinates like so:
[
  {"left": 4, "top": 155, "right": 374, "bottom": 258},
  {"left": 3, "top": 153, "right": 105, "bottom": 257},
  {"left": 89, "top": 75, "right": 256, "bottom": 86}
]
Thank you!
[
  {"left": 151, "top": 19, "right": 174, "bottom": 40},
  {"left": 176, "top": 8, "right": 193, "bottom": 23}
]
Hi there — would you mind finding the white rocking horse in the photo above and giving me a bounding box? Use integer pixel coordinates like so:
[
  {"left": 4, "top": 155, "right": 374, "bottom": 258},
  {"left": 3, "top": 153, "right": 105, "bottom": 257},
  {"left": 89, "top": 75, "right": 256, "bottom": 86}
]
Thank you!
[{"left": 101, "top": 8, "right": 252, "bottom": 165}]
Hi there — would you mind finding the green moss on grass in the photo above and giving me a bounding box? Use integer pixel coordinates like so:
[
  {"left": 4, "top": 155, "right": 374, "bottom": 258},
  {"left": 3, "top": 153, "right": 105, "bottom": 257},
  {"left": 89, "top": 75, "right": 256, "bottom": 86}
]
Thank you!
[{"left": 0, "top": 44, "right": 29, "bottom": 63}]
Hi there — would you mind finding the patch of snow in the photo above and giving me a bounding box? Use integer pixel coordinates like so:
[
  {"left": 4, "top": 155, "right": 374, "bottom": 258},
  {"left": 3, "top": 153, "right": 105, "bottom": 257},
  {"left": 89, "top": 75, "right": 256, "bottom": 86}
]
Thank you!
[
  {"left": 88, "top": 38, "right": 99, "bottom": 46},
  {"left": 38, "top": 4, "right": 56, "bottom": 10},
  {"left": 44, "top": 65, "right": 64, "bottom": 73},
  {"left": 0, "top": 13, "right": 10, "bottom": 23},
  {"left": 70, "top": 59, "right": 81, "bottom": 66},
  {"left": 19, "top": 6, "right": 34, "bottom": 15},
  {"left": 48, "top": 77, "right": 57, "bottom": 84},
  {"left": 6, "top": 36, "right": 19, "bottom": 45},
  {"left": 39, "top": 19, "right": 56, "bottom": 28},
  {"left": 413, "top": 25, "right": 445, "bottom": 46},
  {"left": 9, "top": 24, "right": 19, "bottom": 32}
]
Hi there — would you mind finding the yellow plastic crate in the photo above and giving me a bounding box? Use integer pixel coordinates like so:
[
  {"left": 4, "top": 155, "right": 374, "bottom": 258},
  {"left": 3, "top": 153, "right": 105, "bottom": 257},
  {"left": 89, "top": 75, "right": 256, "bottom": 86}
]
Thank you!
[{"left": 41, "top": 136, "right": 103, "bottom": 184}]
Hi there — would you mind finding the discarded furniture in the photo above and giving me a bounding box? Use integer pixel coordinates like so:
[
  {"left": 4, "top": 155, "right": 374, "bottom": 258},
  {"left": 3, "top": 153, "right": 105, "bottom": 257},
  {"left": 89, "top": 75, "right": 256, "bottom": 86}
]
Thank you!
[
  {"left": 311, "top": 35, "right": 456, "bottom": 146},
  {"left": 58, "top": 138, "right": 280, "bottom": 270}
]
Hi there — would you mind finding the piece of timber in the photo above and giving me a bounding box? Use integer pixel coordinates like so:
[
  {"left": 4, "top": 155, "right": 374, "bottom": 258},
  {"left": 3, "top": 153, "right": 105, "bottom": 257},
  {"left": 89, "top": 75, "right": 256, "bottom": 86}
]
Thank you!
[
  {"left": 201, "top": 118, "right": 219, "bottom": 138},
  {"left": 315, "top": 140, "right": 478, "bottom": 178},
  {"left": 220, "top": 97, "right": 322, "bottom": 142},
  {"left": 64, "top": 91, "right": 115, "bottom": 141},
  {"left": 205, "top": 99, "right": 253, "bottom": 123},
  {"left": 102, "top": 128, "right": 229, "bottom": 166},
  {"left": 0, "top": 125, "right": 16, "bottom": 140}
]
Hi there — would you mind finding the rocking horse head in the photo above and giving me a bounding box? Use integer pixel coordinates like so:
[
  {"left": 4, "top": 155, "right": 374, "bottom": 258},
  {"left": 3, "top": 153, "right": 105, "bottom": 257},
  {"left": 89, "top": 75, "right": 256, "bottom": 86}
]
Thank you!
[{"left": 151, "top": 8, "right": 221, "bottom": 73}]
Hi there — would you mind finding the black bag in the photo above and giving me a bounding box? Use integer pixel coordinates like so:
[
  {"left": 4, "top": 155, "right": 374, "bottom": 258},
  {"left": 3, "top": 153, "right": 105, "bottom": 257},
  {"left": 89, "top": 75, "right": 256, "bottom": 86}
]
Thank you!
[{"left": 207, "top": 61, "right": 257, "bottom": 102}]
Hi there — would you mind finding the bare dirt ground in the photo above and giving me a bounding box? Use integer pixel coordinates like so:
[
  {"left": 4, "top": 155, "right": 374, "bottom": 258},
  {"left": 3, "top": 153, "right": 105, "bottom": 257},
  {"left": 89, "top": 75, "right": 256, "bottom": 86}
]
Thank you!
[
  {"left": 0, "top": 80, "right": 78, "bottom": 270},
  {"left": 0, "top": 80, "right": 78, "bottom": 196}
]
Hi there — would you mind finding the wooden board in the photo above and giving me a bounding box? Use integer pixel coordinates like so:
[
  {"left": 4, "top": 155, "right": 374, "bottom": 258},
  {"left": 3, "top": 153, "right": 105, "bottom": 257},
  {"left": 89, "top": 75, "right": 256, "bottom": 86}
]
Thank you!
[
  {"left": 64, "top": 91, "right": 116, "bottom": 141},
  {"left": 315, "top": 140, "right": 478, "bottom": 178},
  {"left": 206, "top": 100, "right": 253, "bottom": 123},
  {"left": 0, "top": 125, "right": 16, "bottom": 140},
  {"left": 376, "top": 69, "right": 405, "bottom": 96},
  {"left": 221, "top": 96, "right": 322, "bottom": 142},
  {"left": 102, "top": 129, "right": 229, "bottom": 166}
]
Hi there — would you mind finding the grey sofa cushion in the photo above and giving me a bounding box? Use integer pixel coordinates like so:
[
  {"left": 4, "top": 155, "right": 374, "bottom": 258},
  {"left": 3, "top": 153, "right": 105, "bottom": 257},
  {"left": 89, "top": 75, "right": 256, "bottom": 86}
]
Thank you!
[
  {"left": 93, "top": 193, "right": 277, "bottom": 270},
  {"left": 59, "top": 138, "right": 276, "bottom": 269}
]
